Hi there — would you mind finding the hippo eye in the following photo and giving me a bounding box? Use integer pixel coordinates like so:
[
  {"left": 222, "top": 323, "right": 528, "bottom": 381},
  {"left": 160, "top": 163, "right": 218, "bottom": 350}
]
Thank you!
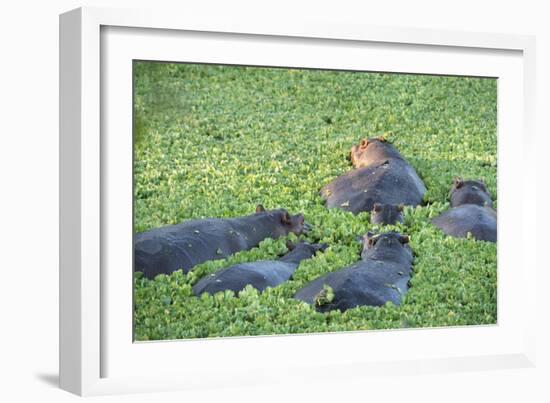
[{"left": 471, "top": 185, "right": 478, "bottom": 191}]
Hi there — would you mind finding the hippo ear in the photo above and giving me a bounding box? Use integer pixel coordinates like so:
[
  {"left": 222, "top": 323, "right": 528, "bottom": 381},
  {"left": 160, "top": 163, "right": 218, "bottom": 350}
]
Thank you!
[
  {"left": 359, "top": 139, "right": 369, "bottom": 149},
  {"left": 373, "top": 203, "right": 382, "bottom": 212},
  {"left": 255, "top": 204, "right": 266, "bottom": 213},
  {"left": 363, "top": 232, "right": 375, "bottom": 246},
  {"left": 397, "top": 203, "right": 405, "bottom": 212},
  {"left": 286, "top": 240, "right": 295, "bottom": 251},
  {"left": 453, "top": 177, "right": 464, "bottom": 189},
  {"left": 399, "top": 235, "right": 410, "bottom": 244},
  {"left": 376, "top": 136, "right": 387, "bottom": 143},
  {"left": 281, "top": 211, "right": 292, "bottom": 224}
]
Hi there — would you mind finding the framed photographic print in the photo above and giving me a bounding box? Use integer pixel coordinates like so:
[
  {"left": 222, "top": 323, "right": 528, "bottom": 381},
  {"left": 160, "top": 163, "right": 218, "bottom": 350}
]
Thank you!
[{"left": 60, "top": 6, "right": 537, "bottom": 396}]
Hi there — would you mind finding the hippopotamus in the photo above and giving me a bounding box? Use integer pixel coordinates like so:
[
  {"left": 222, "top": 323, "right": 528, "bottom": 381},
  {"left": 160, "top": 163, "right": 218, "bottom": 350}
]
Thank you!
[
  {"left": 134, "top": 205, "right": 309, "bottom": 279},
  {"left": 192, "top": 241, "right": 327, "bottom": 296},
  {"left": 294, "top": 231, "right": 413, "bottom": 312},
  {"left": 370, "top": 203, "right": 404, "bottom": 225},
  {"left": 320, "top": 138, "right": 426, "bottom": 214},
  {"left": 449, "top": 178, "right": 493, "bottom": 208},
  {"left": 432, "top": 178, "right": 497, "bottom": 242}
]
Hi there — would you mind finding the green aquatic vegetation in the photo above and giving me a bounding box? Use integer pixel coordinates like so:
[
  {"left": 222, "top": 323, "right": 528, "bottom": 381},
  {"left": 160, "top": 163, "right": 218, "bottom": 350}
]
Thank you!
[
  {"left": 133, "top": 62, "right": 497, "bottom": 340},
  {"left": 314, "top": 284, "right": 336, "bottom": 307}
]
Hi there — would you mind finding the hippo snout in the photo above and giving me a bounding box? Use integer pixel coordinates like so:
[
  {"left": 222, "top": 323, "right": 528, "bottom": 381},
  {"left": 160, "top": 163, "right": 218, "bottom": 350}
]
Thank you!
[{"left": 317, "top": 243, "right": 329, "bottom": 252}]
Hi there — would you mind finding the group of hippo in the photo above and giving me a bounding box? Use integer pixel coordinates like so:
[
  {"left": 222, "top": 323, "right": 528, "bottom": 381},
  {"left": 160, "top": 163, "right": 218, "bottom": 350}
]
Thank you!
[{"left": 135, "top": 137, "right": 497, "bottom": 312}]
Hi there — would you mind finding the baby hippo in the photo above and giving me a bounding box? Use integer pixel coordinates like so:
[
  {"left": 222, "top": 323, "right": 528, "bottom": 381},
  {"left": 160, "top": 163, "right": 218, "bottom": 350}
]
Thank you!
[
  {"left": 135, "top": 205, "right": 309, "bottom": 279},
  {"left": 193, "top": 241, "right": 327, "bottom": 295},
  {"left": 294, "top": 232, "right": 413, "bottom": 312},
  {"left": 432, "top": 178, "right": 497, "bottom": 243},
  {"left": 370, "top": 203, "right": 404, "bottom": 225},
  {"left": 321, "top": 138, "right": 426, "bottom": 214}
]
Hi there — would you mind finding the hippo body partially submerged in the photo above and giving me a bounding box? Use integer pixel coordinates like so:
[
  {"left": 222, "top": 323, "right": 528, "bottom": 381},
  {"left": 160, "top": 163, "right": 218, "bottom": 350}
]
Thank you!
[
  {"left": 135, "top": 206, "right": 307, "bottom": 279},
  {"left": 294, "top": 232, "right": 413, "bottom": 312},
  {"left": 432, "top": 178, "right": 497, "bottom": 243},
  {"left": 432, "top": 204, "right": 497, "bottom": 242},
  {"left": 193, "top": 242, "right": 326, "bottom": 295},
  {"left": 321, "top": 138, "right": 426, "bottom": 214}
]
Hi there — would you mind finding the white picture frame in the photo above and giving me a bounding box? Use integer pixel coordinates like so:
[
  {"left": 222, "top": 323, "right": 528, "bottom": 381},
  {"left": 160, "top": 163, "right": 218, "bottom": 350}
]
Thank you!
[{"left": 59, "top": 6, "right": 537, "bottom": 396}]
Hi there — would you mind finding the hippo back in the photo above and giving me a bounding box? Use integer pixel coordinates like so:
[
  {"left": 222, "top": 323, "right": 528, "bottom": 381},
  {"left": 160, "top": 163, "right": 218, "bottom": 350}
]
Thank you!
[
  {"left": 135, "top": 210, "right": 304, "bottom": 279},
  {"left": 321, "top": 159, "right": 425, "bottom": 214},
  {"left": 135, "top": 218, "right": 246, "bottom": 279},
  {"left": 432, "top": 204, "right": 497, "bottom": 242},
  {"left": 193, "top": 261, "right": 296, "bottom": 295},
  {"left": 295, "top": 259, "right": 412, "bottom": 312}
]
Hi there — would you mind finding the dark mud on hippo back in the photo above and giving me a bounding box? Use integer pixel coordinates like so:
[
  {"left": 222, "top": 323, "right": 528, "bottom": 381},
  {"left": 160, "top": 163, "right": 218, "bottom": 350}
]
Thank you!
[
  {"left": 294, "top": 232, "right": 414, "bottom": 312},
  {"left": 320, "top": 138, "right": 426, "bottom": 214},
  {"left": 134, "top": 205, "right": 308, "bottom": 279},
  {"left": 193, "top": 241, "right": 327, "bottom": 296}
]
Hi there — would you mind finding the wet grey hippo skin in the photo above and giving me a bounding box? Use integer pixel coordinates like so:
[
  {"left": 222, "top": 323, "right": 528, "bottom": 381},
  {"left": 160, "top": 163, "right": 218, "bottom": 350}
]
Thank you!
[
  {"left": 192, "top": 242, "right": 327, "bottom": 296},
  {"left": 294, "top": 232, "right": 413, "bottom": 312},
  {"left": 370, "top": 203, "right": 404, "bottom": 225},
  {"left": 432, "top": 178, "right": 497, "bottom": 243},
  {"left": 134, "top": 205, "right": 308, "bottom": 279},
  {"left": 320, "top": 138, "right": 426, "bottom": 215}
]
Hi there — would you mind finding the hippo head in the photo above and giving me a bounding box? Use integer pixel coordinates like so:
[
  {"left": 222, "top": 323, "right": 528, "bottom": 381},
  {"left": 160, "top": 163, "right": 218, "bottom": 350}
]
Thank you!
[
  {"left": 449, "top": 178, "right": 493, "bottom": 208},
  {"left": 255, "top": 205, "right": 309, "bottom": 236},
  {"left": 370, "top": 203, "right": 404, "bottom": 225},
  {"left": 361, "top": 231, "right": 412, "bottom": 263},
  {"left": 349, "top": 137, "right": 403, "bottom": 168},
  {"left": 286, "top": 240, "right": 327, "bottom": 253},
  {"left": 281, "top": 241, "right": 327, "bottom": 263}
]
